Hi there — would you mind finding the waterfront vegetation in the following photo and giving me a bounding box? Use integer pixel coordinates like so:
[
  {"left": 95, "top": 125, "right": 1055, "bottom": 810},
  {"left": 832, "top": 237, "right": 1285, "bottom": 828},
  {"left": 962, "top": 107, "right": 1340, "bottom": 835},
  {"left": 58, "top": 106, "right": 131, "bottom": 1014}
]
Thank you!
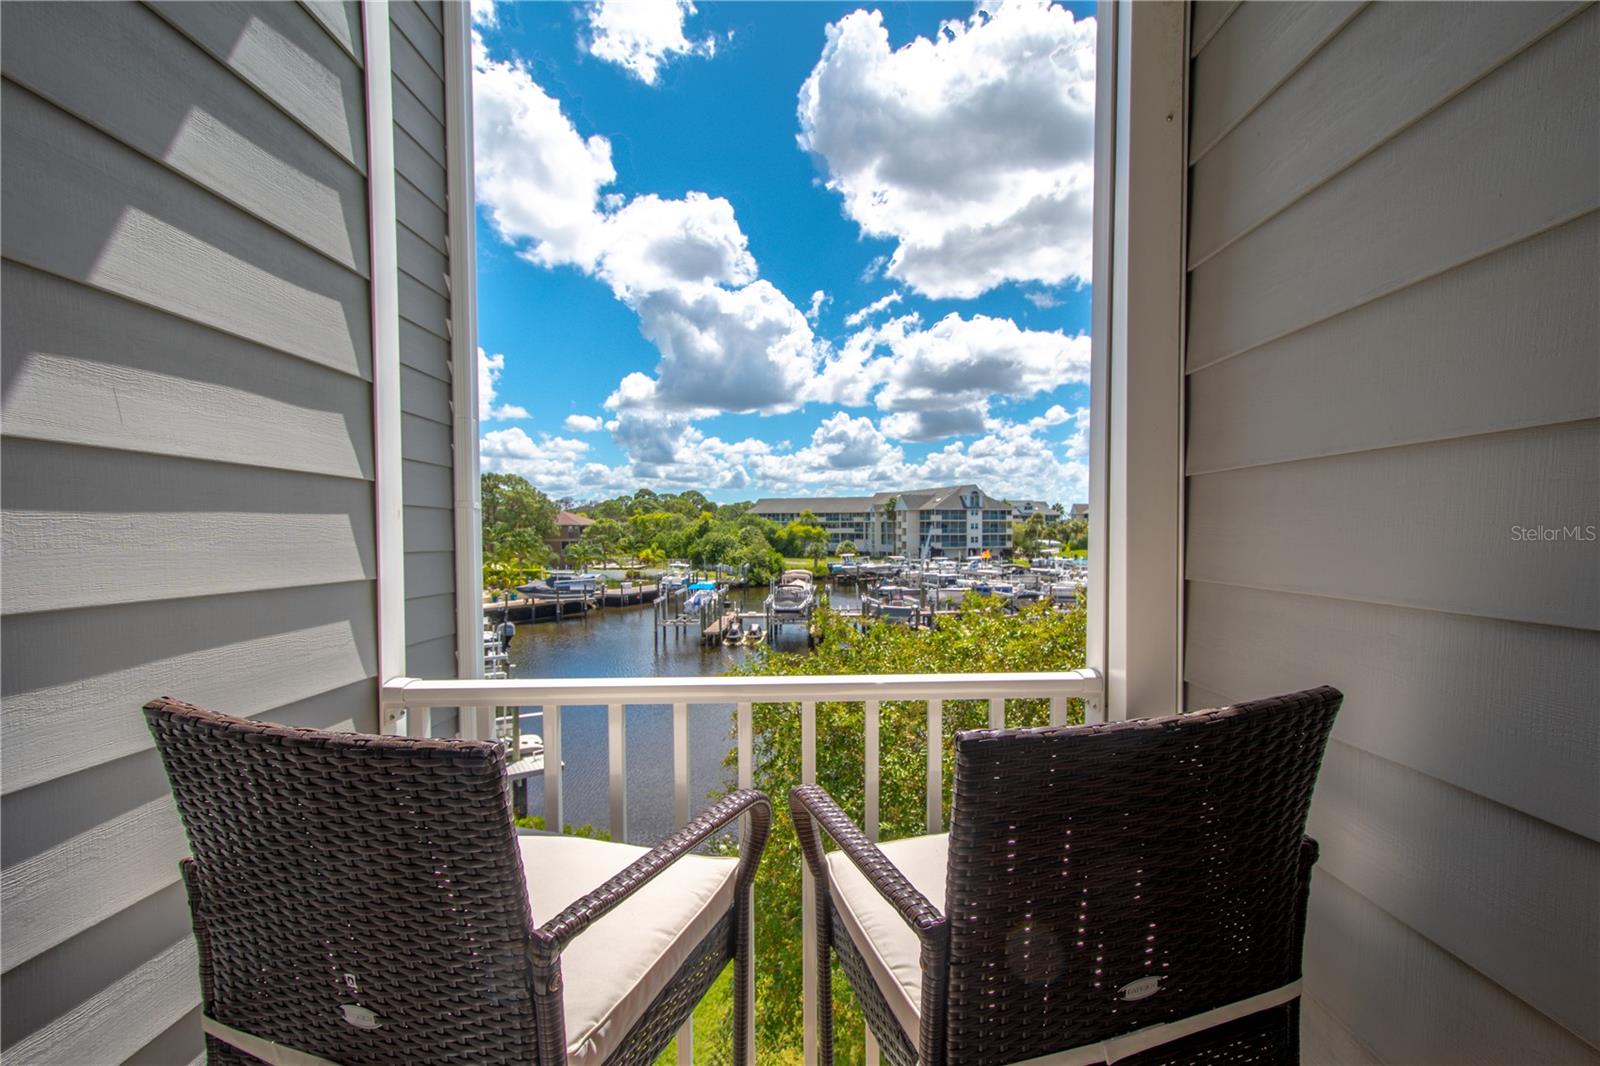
[
  {"left": 484, "top": 472, "right": 1092, "bottom": 1061},
  {"left": 481, "top": 474, "right": 833, "bottom": 595},
  {"left": 482, "top": 473, "right": 1088, "bottom": 602},
  {"left": 688, "top": 595, "right": 1089, "bottom": 1062}
]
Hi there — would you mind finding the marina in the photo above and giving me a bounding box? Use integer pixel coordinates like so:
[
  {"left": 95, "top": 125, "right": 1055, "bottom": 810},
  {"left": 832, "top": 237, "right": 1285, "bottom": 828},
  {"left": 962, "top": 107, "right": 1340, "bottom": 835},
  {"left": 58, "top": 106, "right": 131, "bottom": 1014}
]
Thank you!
[{"left": 479, "top": 556, "right": 1086, "bottom": 841}]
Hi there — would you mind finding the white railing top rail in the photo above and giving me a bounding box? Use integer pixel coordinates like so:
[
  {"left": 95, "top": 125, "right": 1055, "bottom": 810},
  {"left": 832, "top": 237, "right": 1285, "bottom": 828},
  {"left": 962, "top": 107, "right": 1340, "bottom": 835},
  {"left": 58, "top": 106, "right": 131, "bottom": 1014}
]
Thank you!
[{"left": 382, "top": 668, "right": 1102, "bottom": 709}]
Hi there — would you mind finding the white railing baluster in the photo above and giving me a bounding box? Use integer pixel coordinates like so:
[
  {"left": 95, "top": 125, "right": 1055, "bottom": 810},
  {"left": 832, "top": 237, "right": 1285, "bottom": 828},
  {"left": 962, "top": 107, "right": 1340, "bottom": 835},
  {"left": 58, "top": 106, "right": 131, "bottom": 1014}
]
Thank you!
[
  {"left": 1084, "top": 689, "right": 1105, "bottom": 724},
  {"left": 926, "top": 699, "right": 943, "bottom": 832},
  {"left": 737, "top": 702, "right": 753, "bottom": 790},
  {"left": 864, "top": 697, "right": 881, "bottom": 1066},
  {"left": 802, "top": 700, "right": 818, "bottom": 1066},
  {"left": 672, "top": 702, "right": 690, "bottom": 827},
  {"left": 736, "top": 700, "right": 755, "bottom": 1059},
  {"left": 672, "top": 701, "right": 692, "bottom": 1063},
  {"left": 378, "top": 671, "right": 1107, "bottom": 1066},
  {"left": 864, "top": 700, "right": 880, "bottom": 843},
  {"left": 608, "top": 703, "right": 627, "bottom": 843},
  {"left": 543, "top": 706, "right": 562, "bottom": 832}
]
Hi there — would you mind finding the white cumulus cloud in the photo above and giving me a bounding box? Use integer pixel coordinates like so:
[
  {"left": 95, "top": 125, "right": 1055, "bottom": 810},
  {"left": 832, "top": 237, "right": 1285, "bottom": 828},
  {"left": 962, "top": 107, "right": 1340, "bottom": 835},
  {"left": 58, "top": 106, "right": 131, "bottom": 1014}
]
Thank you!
[
  {"left": 798, "top": 0, "right": 1096, "bottom": 299},
  {"left": 806, "top": 289, "right": 828, "bottom": 323},
  {"left": 471, "top": 0, "right": 497, "bottom": 28},
  {"left": 587, "top": 0, "right": 716, "bottom": 85},
  {"left": 564, "top": 414, "right": 606, "bottom": 433},
  {"left": 478, "top": 347, "right": 530, "bottom": 421},
  {"left": 474, "top": 43, "right": 615, "bottom": 269},
  {"left": 843, "top": 291, "right": 903, "bottom": 327}
]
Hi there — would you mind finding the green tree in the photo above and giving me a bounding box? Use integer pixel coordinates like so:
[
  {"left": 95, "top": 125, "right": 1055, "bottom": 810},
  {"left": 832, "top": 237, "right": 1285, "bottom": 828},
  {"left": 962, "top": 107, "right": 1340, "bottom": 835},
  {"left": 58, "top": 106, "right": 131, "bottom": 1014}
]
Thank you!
[
  {"left": 733, "top": 526, "right": 785, "bottom": 583},
  {"left": 1013, "top": 512, "right": 1049, "bottom": 558},
  {"left": 1063, "top": 516, "right": 1089, "bottom": 552},
  {"left": 836, "top": 540, "right": 858, "bottom": 556},
  {"left": 688, "top": 527, "right": 738, "bottom": 569},
  {"left": 721, "top": 597, "right": 1089, "bottom": 1060},
  {"left": 481, "top": 473, "right": 556, "bottom": 561},
  {"left": 776, "top": 519, "right": 826, "bottom": 559},
  {"left": 582, "top": 516, "right": 626, "bottom": 569}
]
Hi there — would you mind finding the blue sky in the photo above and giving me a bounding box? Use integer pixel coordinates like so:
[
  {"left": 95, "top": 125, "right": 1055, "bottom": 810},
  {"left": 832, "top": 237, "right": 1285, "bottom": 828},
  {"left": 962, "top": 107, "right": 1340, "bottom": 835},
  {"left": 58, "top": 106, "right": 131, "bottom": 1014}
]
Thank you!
[{"left": 472, "top": 0, "right": 1096, "bottom": 505}]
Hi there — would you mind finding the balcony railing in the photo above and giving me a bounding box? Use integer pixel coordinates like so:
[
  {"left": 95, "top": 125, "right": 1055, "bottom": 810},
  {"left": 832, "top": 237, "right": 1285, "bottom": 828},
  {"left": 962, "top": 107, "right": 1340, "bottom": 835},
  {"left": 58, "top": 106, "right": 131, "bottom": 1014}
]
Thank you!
[{"left": 380, "top": 669, "right": 1104, "bottom": 1064}]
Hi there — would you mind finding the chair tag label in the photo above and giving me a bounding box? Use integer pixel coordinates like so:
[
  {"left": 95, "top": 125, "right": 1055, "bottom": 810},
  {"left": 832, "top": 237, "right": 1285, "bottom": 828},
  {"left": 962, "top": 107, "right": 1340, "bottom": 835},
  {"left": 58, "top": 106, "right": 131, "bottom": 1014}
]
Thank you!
[
  {"left": 341, "top": 1004, "right": 382, "bottom": 1029},
  {"left": 1120, "top": 976, "right": 1162, "bottom": 1001}
]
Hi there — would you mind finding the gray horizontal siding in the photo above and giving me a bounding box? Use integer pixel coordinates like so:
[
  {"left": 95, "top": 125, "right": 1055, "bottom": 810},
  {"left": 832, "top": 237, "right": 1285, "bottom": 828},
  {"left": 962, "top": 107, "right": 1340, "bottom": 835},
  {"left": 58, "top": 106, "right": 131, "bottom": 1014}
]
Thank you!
[
  {"left": 1188, "top": 7, "right": 1598, "bottom": 369},
  {"left": 146, "top": 0, "right": 368, "bottom": 172},
  {"left": 2, "top": 83, "right": 372, "bottom": 377},
  {"left": 2, "top": 440, "right": 377, "bottom": 614},
  {"left": 0, "top": 4, "right": 384, "bottom": 1062},
  {"left": 1186, "top": 214, "right": 1598, "bottom": 474},
  {"left": 300, "top": 0, "right": 362, "bottom": 61},
  {"left": 1189, "top": 1, "right": 1586, "bottom": 265},
  {"left": 391, "top": 4, "right": 460, "bottom": 683},
  {"left": 1, "top": 1, "right": 369, "bottom": 275},
  {"left": 1187, "top": 0, "right": 1363, "bottom": 161},
  {"left": 1306, "top": 873, "right": 1599, "bottom": 1065},
  {"left": 1183, "top": 4, "right": 1600, "bottom": 1062},
  {"left": 2, "top": 263, "right": 374, "bottom": 480}
]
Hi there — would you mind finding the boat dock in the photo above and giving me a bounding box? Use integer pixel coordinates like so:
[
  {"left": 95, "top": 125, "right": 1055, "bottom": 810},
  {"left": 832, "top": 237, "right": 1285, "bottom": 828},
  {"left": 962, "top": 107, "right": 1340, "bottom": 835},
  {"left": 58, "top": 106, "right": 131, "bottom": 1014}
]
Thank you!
[{"left": 484, "top": 583, "right": 659, "bottom": 623}]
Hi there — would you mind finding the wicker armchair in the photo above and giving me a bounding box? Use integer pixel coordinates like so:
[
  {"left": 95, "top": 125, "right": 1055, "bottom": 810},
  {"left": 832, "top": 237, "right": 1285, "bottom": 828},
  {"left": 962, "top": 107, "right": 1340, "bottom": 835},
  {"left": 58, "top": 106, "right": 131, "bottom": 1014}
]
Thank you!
[
  {"left": 144, "top": 697, "right": 770, "bottom": 1066},
  {"left": 790, "top": 686, "right": 1342, "bottom": 1066}
]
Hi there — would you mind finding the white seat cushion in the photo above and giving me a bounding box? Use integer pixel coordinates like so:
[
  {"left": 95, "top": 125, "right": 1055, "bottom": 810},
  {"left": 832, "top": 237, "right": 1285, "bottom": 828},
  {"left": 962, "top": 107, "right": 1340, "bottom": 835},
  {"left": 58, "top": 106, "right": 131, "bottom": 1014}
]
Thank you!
[
  {"left": 518, "top": 834, "right": 737, "bottom": 1065},
  {"left": 824, "top": 833, "right": 948, "bottom": 1042}
]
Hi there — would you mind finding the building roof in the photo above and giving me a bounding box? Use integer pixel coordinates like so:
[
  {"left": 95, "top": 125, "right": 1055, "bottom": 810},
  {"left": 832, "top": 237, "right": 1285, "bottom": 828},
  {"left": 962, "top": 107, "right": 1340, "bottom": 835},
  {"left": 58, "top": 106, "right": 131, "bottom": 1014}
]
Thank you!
[
  {"left": 752, "top": 485, "right": 1022, "bottom": 513},
  {"left": 751, "top": 496, "right": 876, "bottom": 513},
  {"left": 1069, "top": 503, "right": 1089, "bottom": 519},
  {"left": 555, "top": 510, "right": 594, "bottom": 527}
]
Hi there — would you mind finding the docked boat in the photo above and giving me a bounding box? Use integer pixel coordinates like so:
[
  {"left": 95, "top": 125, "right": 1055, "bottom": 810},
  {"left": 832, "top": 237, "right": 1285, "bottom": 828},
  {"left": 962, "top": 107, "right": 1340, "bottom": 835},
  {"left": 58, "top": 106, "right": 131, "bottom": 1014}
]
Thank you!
[
  {"left": 767, "top": 570, "right": 816, "bottom": 618},
  {"left": 744, "top": 622, "right": 765, "bottom": 646},
  {"left": 659, "top": 562, "right": 692, "bottom": 591},
  {"left": 684, "top": 582, "right": 722, "bottom": 613},
  {"left": 547, "top": 571, "right": 602, "bottom": 594}
]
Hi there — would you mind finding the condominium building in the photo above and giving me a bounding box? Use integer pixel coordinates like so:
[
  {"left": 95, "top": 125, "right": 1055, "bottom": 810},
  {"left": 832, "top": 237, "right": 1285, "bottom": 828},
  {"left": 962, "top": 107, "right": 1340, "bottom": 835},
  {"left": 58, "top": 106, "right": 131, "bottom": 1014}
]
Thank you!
[
  {"left": 753, "top": 485, "right": 1018, "bottom": 558},
  {"left": 1012, "top": 499, "right": 1065, "bottom": 524}
]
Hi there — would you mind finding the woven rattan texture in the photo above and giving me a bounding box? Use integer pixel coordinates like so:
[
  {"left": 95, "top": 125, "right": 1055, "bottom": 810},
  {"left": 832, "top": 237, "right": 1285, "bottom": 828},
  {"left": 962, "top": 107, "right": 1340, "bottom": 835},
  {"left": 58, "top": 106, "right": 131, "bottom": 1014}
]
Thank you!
[
  {"left": 829, "top": 907, "right": 918, "bottom": 1066},
  {"left": 149, "top": 697, "right": 540, "bottom": 1065},
  {"left": 941, "top": 686, "right": 1341, "bottom": 1065},
  {"left": 791, "top": 686, "right": 1339, "bottom": 1065},
  {"left": 147, "top": 697, "right": 771, "bottom": 1066},
  {"left": 604, "top": 910, "right": 735, "bottom": 1066}
]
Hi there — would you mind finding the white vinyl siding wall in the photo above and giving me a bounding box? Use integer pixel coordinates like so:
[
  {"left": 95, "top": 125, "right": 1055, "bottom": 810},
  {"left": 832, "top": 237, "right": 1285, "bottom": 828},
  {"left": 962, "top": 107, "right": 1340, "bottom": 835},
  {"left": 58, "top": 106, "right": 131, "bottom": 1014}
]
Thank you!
[
  {"left": 0, "top": 2, "right": 463, "bottom": 1060},
  {"left": 1182, "top": 3, "right": 1599, "bottom": 1062}
]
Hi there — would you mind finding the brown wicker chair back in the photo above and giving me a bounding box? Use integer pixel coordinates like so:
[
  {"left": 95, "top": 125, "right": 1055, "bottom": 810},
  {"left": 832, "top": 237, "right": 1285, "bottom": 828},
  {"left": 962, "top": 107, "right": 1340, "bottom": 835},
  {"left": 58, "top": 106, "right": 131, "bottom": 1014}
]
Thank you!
[
  {"left": 942, "top": 686, "right": 1342, "bottom": 1064},
  {"left": 145, "top": 696, "right": 540, "bottom": 1065}
]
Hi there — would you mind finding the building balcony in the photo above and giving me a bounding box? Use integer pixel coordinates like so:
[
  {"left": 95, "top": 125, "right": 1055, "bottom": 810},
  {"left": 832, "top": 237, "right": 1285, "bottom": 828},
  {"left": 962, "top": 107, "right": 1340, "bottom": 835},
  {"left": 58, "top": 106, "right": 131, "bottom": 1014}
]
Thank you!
[{"left": 382, "top": 669, "right": 1104, "bottom": 1063}]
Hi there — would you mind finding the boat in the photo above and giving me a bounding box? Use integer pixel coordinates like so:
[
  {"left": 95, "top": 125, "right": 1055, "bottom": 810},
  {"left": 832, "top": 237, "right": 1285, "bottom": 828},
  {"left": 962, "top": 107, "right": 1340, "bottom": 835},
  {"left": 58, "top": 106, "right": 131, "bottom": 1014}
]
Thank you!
[
  {"left": 766, "top": 570, "right": 816, "bottom": 618},
  {"left": 546, "top": 570, "right": 602, "bottom": 594},
  {"left": 724, "top": 617, "right": 744, "bottom": 646},
  {"left": 659, "top": 562, "right": 692, "bottom": 591},
  {"left": 684, "top": 582, "right": 721, "bottom": 613},
  {"left": 744, "top": 622, "right": 765, "bottom": 646}
]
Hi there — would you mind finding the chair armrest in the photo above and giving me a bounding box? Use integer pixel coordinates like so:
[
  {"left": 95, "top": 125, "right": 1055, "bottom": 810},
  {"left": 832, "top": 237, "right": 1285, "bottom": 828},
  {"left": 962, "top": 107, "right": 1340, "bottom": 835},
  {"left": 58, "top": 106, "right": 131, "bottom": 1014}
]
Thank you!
[
  {"left": 532, "top": 788, "right": 771, "bottom": 961},
  {"left": 788, "top": 784, "right": 946, "bottom": 936}
]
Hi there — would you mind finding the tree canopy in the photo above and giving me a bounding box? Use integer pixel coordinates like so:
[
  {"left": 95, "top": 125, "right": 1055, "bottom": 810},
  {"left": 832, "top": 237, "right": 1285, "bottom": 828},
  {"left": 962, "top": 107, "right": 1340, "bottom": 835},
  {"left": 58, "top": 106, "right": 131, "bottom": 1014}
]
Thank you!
[{"left": 724, "top": 595, "right": 1088, "bottom": 1060}]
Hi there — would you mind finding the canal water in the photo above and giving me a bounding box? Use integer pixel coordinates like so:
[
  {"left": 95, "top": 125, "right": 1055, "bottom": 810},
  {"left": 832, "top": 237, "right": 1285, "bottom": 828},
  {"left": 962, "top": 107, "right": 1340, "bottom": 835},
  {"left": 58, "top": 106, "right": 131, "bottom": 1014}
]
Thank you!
[{"left": 509, "top": 584, "right": 862, "bottom": 844}]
